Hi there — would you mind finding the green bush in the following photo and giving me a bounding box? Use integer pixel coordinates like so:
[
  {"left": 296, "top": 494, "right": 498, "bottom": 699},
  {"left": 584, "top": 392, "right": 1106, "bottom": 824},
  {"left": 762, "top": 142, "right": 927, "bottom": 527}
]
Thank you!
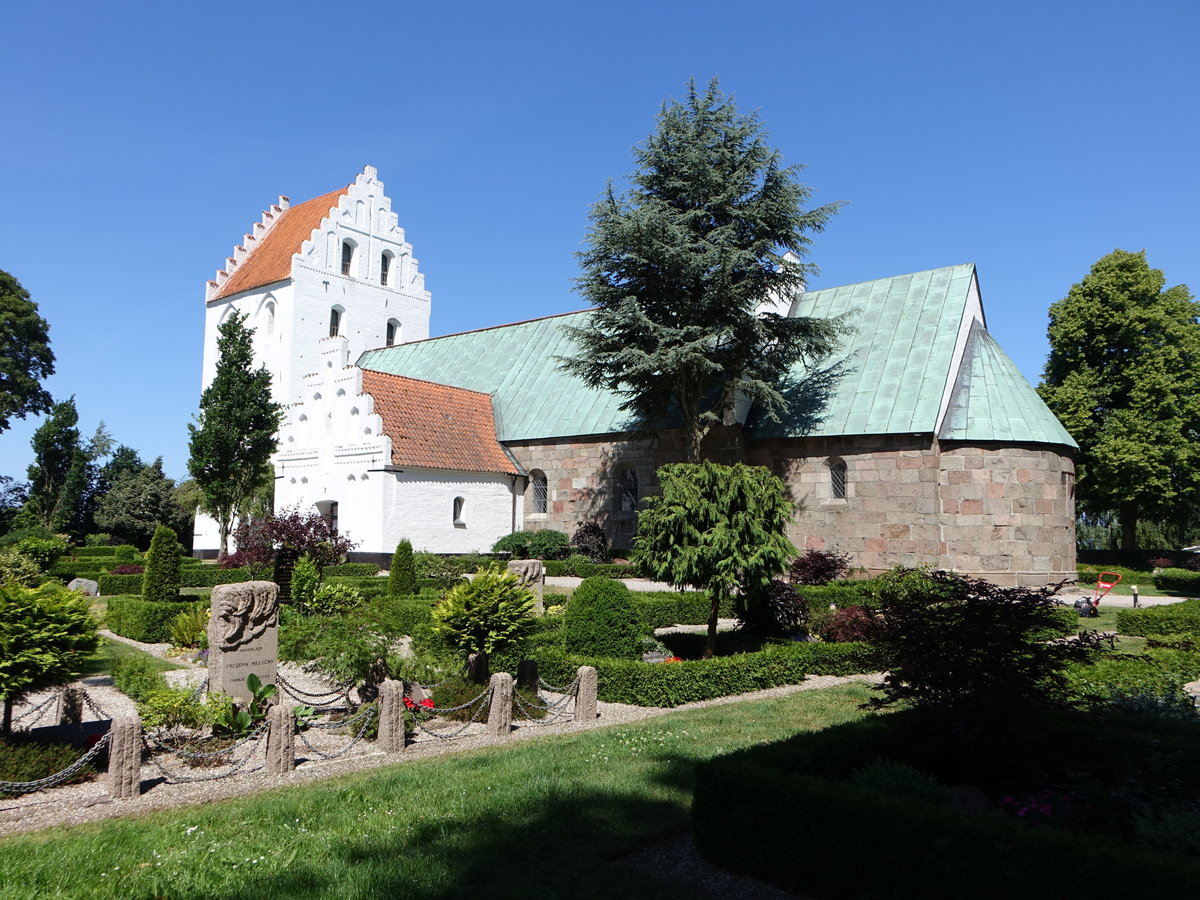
[
  {"left": 113, "top": 545, "right": 138, "bottom": 563},
  {"left": 141, "top": 525, "right": 181, "bottom": 602},
  {"left": 363, "top": 597, "right": 436, "bottom": 637},
  {"left": 388, "top": 539, "right": 418, "bottom": 597},
  {"left": 563, "top": 577, "right": 649, "bottom": 659},
  {"left": 0, "top": 549, "right": 43, "bottom": 587},
  {"left": 307, "top": 583, "right": 365, "bottom": 617},
  {"left": 322, "top": 562, "right": 379, "bottom": 577},
  {"left": 137, "top": 687, "right": 225, "bottom": 732},
  {"left": 97, "top": 573, "right": 145, "bottom": 595},
  {"left": 1117, "top": 599, "right": 1200, "bottom": 637},
  {"left": 1153, "top": 568, "right": 1200, "bottom": 595},
  {"left": 0, "top": 582, "right": 99, "bottom": 714},
  {"left": 528, "top": 530, "right": 569, "bottom": 560},
  {"left": 107, "top": 598, "right": 208, "bottom": 644},
  {"left": 168, "top": 606, "right": 209, "bottom": 649},
  {"left": 0, "top": 735, "right": 96, "bottom": 796},
  {"left": 491, "top": 531, "right": 535, "bottom": 558},
  {"left": 111, "top": 653, "right": 168, "bottom": 701},
  {"left": 632, "top": 590, "right": 730, "bottom": 628},
  {"left": 72, "top": 546, "right": 118, "bottom": 558},
  {"left": 290, "top": 555, "right": 319, "bottom": 612},
  {"left": 531, "top": 640, "right": 879, "bottom": 707},
  {"left": 431, "top": 567, "right": 536, "bottom": 658},
  {"left": 13, "top": 535, "right": 70, "bottom": 571},
  {"left": 543, "top": 558, "right": 635, "bottom": 579},
  {"left": 178, "top": 566, "right": 253, "bottom": 588}
]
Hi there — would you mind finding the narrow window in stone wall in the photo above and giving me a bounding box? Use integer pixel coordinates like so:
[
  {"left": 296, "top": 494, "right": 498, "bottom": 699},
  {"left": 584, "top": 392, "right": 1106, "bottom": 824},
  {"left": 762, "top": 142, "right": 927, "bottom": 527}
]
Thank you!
[
  {"left": 380, "top": 252, "right": 391, "bottom": 286},
  {"left": 531, "top": 470, "right": 548, "bottom": 514},
  {"left": 326, "top": 501, "right": 339, "bottom": 535},
  {"left": 619, "top": 469, "right": 639, "bottom": 512},
  {"left": 341, "top": 241, "right": 354, "bottom": 276},
  {"left": 386, "top": 319, "right": 401, "bottom": 347},
  {"left": 830, "top": 459, "right": 847, "bottom": 500},
  {"left": 453, "top": 496, "right": 465, "bottom": 526},
  {"left": 329, "top": 307, "right": 342, "bottom": 338}
]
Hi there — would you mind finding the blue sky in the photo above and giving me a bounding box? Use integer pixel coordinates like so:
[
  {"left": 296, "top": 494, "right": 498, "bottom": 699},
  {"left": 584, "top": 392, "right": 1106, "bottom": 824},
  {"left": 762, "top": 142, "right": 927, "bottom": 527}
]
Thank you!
[{"left": 2, "top": 0, "right": 1196, "bottom": 483}]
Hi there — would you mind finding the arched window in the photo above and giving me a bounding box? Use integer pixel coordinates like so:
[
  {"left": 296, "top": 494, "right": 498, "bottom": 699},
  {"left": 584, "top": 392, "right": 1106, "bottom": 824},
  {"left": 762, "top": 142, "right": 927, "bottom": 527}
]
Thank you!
[
  {"left": 829, "top": 458, "right": 847, "bottom": 500},
  {"left": 619, "top": 469, "right": 639, "bottom": 512},
  {"left": 341, "top": 240, "right": 355, "bottom": 276},
  {"left": 263, "top": 300, "right": 275, "bottom": 335},
  {"left": 329, "top": 306, "right": 343, "bottom": 337},
  {"left": 453, "top": 496, "right": 466, "bottom": 526},
  {"left": 380, "top": 251, "right": 393, "bottom": 286},
  {"left": 386, "top": 318, "right": 401, "bottom": 346},
  {"left": 530, "top": 470, "right": 548, "bottom": 514}
]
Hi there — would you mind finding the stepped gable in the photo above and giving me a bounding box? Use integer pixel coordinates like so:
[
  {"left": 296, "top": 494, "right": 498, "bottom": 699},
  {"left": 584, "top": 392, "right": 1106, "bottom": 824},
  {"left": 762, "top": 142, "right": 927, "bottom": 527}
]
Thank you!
[
  {"left": 208, "top": 186, "right": 350, "bottom": 302},
  {"left": 360, "top": 370, "right": 518, "bottom": 475}
]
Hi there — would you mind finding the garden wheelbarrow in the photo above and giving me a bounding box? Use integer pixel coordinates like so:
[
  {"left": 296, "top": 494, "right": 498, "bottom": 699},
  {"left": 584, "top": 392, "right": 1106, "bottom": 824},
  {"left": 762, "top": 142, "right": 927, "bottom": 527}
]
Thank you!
[{"left": 1075, "top": 571, "right": 1121, "bottom": 617}]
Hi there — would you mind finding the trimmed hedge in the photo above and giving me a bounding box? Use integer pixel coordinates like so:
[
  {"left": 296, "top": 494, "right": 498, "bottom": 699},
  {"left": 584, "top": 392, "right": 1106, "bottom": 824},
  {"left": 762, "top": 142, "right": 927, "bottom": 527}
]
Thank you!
[
  {"left": 530, "top": 640, "right": 879, "bottom": 707},
  {"left": 70, "top": 546, "right": 119, "bottom": 558},
  {"left": 631, "top": 591, "right": 734, "bottom": 628},
  {"left": 178, "top": 567, "right": 254, "bottom": 588},
  {"left": 543, "top": 559, "right": 638, "bottom": 579},
  {"left": 97, "top": 573, "right": 147, "bottom": 596},
  {"left": 323, "top": 562, "right": 380, "bottom": 577},
  {"left": 1153, "top": 568, "right": 1200, "bottom": 596},
  {"left": 107, "top": 597, "right": 208, "bottom": 643},
  {"left": 694, "top": 710, "right": 1200, "bottom": 898},
  {"left": 1116, "top": 599, "right": 1200, "bottom": 637}
]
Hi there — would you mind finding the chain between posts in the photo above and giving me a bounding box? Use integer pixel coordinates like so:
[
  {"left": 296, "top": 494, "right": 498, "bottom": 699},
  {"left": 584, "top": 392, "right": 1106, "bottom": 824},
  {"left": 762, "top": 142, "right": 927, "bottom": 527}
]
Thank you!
[
  {"left": 296, "top": 705, "right": 377, "bottom": 760},
  {"left": 142, "top": 720, "right": 270, "bottom": 784},
  {"left": 0, "top": 733, "right": 112, "bottom": 794},
  {"left": 412, "top": 686, "right": 493, "bottom": 741},
  {"left": 81, "top": 690, "right": 110, "bottom": 722},
  {"left": 276, "top": 673, "right": 353, "bottom": 707},
  {"left": 11, "top": 695, "right": 57, "bottom": 727}
]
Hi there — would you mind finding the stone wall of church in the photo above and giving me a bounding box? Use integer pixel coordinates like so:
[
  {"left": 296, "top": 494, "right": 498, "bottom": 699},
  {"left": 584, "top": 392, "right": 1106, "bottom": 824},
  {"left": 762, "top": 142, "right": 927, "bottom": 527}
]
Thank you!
[{"left": 509, "top": 428, "right": 1075, "bottom": 585}]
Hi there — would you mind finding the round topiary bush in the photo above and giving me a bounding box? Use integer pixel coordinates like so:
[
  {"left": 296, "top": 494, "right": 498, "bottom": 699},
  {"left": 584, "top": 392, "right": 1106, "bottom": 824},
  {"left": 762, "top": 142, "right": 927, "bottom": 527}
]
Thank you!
[{"left": 562, "top": 576, "right": 648, "bottom": 659}]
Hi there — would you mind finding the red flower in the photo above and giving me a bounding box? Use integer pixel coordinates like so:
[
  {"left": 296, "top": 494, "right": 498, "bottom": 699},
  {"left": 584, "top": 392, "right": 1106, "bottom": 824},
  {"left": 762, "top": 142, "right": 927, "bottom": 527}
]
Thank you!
[
  {"left": 420, "top": 698, "right": 435, "bottom": 709},
  {"left": 662, "top": 656, "right": 683, "bottom": 664},
  {"left": 403, "top": 697, "right": 416, "bottom": 710}
]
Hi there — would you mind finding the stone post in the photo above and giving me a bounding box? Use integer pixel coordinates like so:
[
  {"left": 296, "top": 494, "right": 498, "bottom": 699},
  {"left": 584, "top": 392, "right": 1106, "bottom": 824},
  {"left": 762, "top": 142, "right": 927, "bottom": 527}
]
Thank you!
[
  {"left": 574, "top": 666, "right": 598, "bottom": 723},
  {"left": 516, "top": 660, "right": 538, "bottom": 694},
  {"left": 486, "top": 672, "right": 513, "bottom": 737},
  {"left": 265, "top": 704, "right": 295, "bottom": 774},
  {"left": 58, "top": 687, "right": 83, "bottom": 727},
  {"left": 377, "top": 680, "right": 406, "bottom": 754},
  {"left": 467, "top": 651, "right": 490, "bottom": 685},
  {"left": 107, "top": 715, "right": 142, "bottom": 800}
]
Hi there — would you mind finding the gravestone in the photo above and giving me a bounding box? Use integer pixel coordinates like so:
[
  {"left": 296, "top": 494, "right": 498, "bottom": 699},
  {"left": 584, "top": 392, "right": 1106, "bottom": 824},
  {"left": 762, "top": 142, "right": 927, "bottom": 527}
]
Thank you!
[
  {"left": 507, "top": 559, "right": 544, "bottom": 614},
  {"left": 208, "top": 581, "right": 279, "bottom": 702},
  {"left": 67, "top": 578, "right": 99, "bottom": 597}
]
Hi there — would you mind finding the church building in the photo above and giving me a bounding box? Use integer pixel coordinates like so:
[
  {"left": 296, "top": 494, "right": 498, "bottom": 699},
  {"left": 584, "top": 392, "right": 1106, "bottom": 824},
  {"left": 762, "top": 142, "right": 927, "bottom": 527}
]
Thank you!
[{"left": 197, "top": 166, "right": 1078, "bottom": 586}]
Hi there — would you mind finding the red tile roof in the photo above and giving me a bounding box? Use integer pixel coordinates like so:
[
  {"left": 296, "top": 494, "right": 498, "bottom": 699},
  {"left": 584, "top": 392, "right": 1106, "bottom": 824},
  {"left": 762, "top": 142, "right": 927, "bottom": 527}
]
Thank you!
[
  {"left": 361, "top": 370, "right": 517, "bottom": 474},
  {"left": 211, "top": 186, "right": 349, "bottom": 301}
]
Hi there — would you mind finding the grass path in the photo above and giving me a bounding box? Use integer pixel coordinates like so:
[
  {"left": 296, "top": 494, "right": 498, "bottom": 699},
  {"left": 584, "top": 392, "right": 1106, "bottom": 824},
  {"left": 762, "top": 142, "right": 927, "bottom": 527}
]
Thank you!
[{"left": 0, "top": 682, "right": 872, "bottom": 899}]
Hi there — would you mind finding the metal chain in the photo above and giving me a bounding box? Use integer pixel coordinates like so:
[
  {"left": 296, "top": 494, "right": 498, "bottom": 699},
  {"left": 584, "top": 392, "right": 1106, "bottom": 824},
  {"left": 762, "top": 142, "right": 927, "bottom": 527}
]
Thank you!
[
  {"left": 513, "top": 688, "right": 574, "bottom": 724},
  {"left": 296, "top": 705, "right": 377, "bottom": 760},
  {"left": 413, "top": 687, "right": 493, "bottom": 741},
  {"left": 146, "top": 718, "right": 270, "bottom": 759},
  {"left": 305, "top": 705, "right": 375, "bottom": 731},
  {"left": 407, "top": 685, "right": 493, "bottom": 717},
  {"left": 538, "top": 676, "right": 572, "bottom": 693},
  {"left": 0, "top": 733, "right": 112, "bottom": 794},
  {"left": 81, "top": 690, "right": 110, "bottom": 722},
  {"left": 11, "top": 695, "right": 57, "bottom": 726},
  {"left": 142, "top": 723, "right": 269, "bottom": 784},
  {"left": 276, "top": 673, "right": 353, "bottom": 705}
]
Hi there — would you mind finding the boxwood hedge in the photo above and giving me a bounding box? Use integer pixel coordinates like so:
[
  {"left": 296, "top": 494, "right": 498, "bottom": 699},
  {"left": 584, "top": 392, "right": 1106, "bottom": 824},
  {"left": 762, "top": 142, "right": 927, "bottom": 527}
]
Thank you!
[
  {"left": 1152, "top": 568, "right": 1200, "bottom": 596},
  {"left": 107, "top": 597, "right": 208, "bottom": 643},
  {"left": 1117, "top": 599, "right": 1200, "bottom": 637}
]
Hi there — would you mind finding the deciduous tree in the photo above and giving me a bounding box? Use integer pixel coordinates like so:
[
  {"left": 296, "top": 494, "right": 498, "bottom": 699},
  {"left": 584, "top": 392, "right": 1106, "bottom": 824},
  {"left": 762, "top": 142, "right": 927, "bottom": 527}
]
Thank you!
[
  {"left": 0, "top": 270, "right": 54, "bottom": 435},
  {"left": 634, "top": 462, "right": 795, "bottom": 658},
  {"left": 1038, "top": 250, "right": 1200, "bottom": 549},
  {"left": 187, "top": 312, "right": 283, "bottom": 556},
  {"left": 562, "top": 78, "right": 843, "bottom": 461}
]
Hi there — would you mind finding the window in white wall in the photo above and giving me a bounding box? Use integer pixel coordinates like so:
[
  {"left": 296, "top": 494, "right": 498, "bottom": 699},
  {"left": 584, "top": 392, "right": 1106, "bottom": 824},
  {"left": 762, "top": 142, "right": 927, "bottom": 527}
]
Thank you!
[
  {"left": 329, "top": 307, "right": 343, "bottom": 338},
  {"left": 341, "top": 241, "right": 355, "bottom": 276},
  {"left": 380, "top": 251, "right": 392, "bottom": 286},
  {"left": 453, "top": 496, "right": 465, "bottom": 527},
  {"left": 531, "top": 470, "right": 548, "bottom": 514},
  {"left": 386, "top": 318, "right": 401, "bottom": 346}
]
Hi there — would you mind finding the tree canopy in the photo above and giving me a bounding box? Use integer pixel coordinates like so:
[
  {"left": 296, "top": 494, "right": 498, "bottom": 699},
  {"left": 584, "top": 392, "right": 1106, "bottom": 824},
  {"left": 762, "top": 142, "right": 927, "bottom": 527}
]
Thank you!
[
  {"left": 0, "top": 270, "right": 54, "bottom": 435},
  {"left": 187, "top": 312, "right": 283, "bottom": 556},
  {"left": 17, "top": 398, "right": 111, "bottom": 537},
  {"left": 634, "top": 461, "right": 796, "bottom": 657},
  {"left": 1038, "top": 249, "right": 1200, "bottom": 549},
  {"left": 561, "top": 78, "right": 843, "bottom": 462}
]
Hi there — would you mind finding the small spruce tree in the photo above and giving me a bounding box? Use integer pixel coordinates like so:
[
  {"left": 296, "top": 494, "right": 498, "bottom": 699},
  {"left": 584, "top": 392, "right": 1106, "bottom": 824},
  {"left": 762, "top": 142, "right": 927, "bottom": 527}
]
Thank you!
[
  {"left": 290, "top": 554, "right": 320, "bottom": 614},
  {"left": 388, "top": 538, "right": 417, "bottom": 597},
  {"left": 141, "top": 524, "right": 181, "bottom": 602}
]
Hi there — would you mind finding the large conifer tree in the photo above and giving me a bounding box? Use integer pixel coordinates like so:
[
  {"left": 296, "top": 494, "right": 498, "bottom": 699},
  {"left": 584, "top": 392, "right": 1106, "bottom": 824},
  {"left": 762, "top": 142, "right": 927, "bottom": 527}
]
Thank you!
[
  {"left": 1038, "top": 250, "right": 1200, "bottom": 549},
  {"left": 562, "top": 78, "right": 843, "bottom": 462},
  {"left": 188, "top": 312, "right": 283, "bottom": 556}
]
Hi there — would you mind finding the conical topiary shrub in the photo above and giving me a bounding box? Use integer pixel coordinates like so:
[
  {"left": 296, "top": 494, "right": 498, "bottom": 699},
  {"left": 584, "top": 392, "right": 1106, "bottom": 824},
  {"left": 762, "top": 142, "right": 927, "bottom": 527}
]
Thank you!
[{"left": 141, "top": 524, "right": 181, "bottom": 603}]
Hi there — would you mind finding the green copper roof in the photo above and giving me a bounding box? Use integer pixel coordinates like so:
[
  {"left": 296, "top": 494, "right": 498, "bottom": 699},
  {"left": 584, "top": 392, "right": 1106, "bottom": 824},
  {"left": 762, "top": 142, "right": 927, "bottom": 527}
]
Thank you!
[
  {"left": 939, "top": 322, "right": 1078, "bottom": 447},
  {"left": 747, "top": 264, "right": 977, "bottom": 438},
  {"left": 357, "top": 263, "right": 1076, "bottom": 449},
  {"left": 358, "top": 312, "right": 634, "bottom": 441}
]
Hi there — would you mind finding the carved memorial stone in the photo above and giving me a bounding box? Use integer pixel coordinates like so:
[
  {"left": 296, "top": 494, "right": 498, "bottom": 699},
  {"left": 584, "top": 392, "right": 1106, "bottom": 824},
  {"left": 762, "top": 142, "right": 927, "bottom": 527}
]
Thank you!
[
  {"left": 208, "top": 581, "right": 279, "bottom": 702},
  {"left": 507, "top": 559, "right": 544, "bottom": 614}
]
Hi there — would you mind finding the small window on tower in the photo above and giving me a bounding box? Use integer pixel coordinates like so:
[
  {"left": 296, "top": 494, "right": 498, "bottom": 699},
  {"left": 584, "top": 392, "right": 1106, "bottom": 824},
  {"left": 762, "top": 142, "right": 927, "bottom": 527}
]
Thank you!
[
  {"left": 619, "top": 469, "right": 639, "bottom": 512},
  {"left": 386, "top": 318, "right": 401, "bottom": 347},
  {"left": 380, "top": 252, "right": 392, "bottom": 286},
  {"left": 829, "top": 459, "right": 847, "bottom": 500},
  {"left": 341, "top": 241, "right": 354, "bottom": 276},
  {"left": 329, "top": 307, "right": 342, "bottom": 338},
  {"left": 531, "top": 470, "right": 548, "bottom": 514}
]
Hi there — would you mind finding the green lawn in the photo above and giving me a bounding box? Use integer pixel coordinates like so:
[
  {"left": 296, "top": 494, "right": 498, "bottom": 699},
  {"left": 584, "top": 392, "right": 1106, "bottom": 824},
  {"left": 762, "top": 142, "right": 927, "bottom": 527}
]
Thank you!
[
  {"left": 1075, "top": 565, "right": 1166, "bottom": 596},
  {"left": 75, "top": 636, "right": 182, "bottom": 680},
  {"left": 0, "top": 682, "right": 873, "bottom": 900}
]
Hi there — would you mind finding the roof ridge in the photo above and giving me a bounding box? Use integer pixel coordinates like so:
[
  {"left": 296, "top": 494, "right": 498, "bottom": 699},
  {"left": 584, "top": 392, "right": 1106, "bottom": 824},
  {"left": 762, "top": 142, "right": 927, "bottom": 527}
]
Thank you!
[
  {"left": 367, "top": 308, "right": 593, "bottom": 351},
  {"left": 357, "top": 368, "right": 496, "bottom": 401},
  {"left": 804, "top": 263, "right": 976, "bottom": 296}
]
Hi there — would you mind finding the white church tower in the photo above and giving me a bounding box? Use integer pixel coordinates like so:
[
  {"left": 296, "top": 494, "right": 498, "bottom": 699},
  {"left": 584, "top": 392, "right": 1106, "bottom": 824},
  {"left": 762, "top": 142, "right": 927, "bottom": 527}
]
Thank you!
[{"left": 194, "top": 166, "right": 433, "bottom": 556}]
